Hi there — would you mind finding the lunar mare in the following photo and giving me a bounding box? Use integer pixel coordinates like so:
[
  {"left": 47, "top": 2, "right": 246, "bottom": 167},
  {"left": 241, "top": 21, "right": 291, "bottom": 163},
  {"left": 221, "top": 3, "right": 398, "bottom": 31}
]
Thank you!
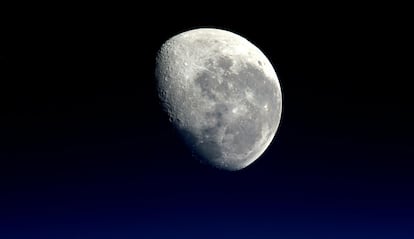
[{"left": 156, "top": 28, "right": 282, "bottom": 171}]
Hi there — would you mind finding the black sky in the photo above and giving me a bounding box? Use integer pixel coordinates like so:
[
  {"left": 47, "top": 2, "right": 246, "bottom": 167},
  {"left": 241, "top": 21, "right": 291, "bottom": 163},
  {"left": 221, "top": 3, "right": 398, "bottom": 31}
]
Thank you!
[{"left": 1, "top": 4, "right": 413, "bottom": 238}]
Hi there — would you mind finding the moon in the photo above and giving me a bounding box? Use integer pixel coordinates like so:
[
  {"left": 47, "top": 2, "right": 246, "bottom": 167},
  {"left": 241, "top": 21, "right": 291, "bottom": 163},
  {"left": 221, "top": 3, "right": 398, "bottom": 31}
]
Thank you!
[{"left": 155, "top": 28, "right": 282, "bottom": 171}]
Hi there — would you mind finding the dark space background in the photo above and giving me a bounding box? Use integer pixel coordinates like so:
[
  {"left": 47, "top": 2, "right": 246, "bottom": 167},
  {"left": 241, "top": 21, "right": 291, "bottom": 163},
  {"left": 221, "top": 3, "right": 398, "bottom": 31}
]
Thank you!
[{"left": 1, "top": 4, "right": 413, "bottom": 239}]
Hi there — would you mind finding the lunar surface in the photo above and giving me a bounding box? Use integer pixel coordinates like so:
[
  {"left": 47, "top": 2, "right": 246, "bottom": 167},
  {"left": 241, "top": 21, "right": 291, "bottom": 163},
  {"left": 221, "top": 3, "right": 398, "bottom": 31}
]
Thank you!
[{"left": 155, "top": 28, "right": 282, "bottom": 171}]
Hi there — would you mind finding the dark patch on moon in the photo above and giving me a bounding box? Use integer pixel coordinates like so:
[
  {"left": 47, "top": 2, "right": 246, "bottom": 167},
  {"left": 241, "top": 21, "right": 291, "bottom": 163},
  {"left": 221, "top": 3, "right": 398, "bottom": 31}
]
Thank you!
[
  {"left": 195, "top": 71, "right": 220, "bottom": 100},
  {"left": 223, "top": 121, "right": 261, "bottom": 153},
  {"left": 238, "top": 64, "right": 278, "bottom": 111},
  {"left": 217, "top": 56, "right": 234, "bottom": 70}
]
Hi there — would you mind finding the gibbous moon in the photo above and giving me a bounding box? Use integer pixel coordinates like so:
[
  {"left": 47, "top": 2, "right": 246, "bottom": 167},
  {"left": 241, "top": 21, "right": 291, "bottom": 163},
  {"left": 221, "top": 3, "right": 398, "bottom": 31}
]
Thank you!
[{"left": 155, "top": 28, "right": 282, "bottom": 171}]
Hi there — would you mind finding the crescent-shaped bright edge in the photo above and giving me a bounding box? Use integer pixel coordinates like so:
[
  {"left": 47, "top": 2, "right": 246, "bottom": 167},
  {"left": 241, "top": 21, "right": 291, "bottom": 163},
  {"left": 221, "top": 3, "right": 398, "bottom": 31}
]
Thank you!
[{"left": 155, "top": 28, "right": 282, "bottom": 171}]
